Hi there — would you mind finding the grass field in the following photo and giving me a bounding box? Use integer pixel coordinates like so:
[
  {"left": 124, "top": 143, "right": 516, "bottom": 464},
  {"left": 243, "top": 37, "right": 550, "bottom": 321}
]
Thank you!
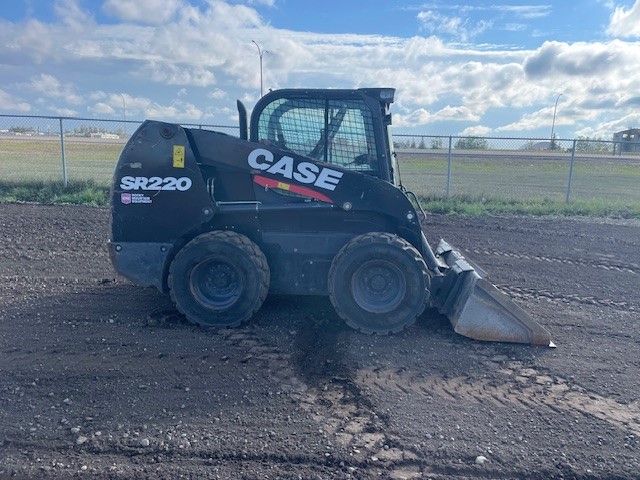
[
  {"left": 1, "top": 137, "right": 123, "bottom": 185},
  {"left": 397, "top": 149, "right": 640, "bottom": 204},
  {"left": 2, "top": 137, "right": 639, "bottom": 217}
]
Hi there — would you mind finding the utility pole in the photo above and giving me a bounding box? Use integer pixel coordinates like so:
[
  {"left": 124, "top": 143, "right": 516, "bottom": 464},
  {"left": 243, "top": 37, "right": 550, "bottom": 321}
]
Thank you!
[{"left": 251, "top": 40, "right": 268, "bottom": 97}]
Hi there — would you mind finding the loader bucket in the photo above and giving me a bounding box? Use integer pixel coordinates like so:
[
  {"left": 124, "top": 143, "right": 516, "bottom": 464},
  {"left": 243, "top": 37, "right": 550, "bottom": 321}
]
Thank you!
[{"left": 431, "top": 240, "right": 554, "bottom": 347}]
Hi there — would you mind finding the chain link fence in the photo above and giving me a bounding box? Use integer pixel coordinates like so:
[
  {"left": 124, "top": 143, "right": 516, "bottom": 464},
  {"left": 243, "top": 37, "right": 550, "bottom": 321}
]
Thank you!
[
  {"left": 1, "top": 115, "right": 639, "bottom": 205},
  {"left": 394, "top": 135, "right": 640, "bottom": 204},
  {"left": 0, "top": 115, "right": 239, "bottom": 186}
]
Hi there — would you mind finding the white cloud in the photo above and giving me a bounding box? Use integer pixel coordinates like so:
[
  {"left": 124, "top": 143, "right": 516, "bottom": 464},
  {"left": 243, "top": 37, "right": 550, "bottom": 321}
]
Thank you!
[
  {"left": 246, "top": 0, "right": 276, "bottom": 6},
  {"left": 607, "top": 0, "right": 640, "bottom": 37},
  {"left": 0, "top": 90, "right": 31, "bottom": 112},
  {"left": 102, "top": 0, "right": 183, "bottom": 25},
  {"left": 88, "top": 102, "right": 116, "bottom": 115},
  {"left": 0, "top": 1, "right": 95, "bottom": 63},
  {"left": 208, "top": 88, "right": 228, "bottom": 100},
  {"left": 88, "top": 91, "right": 108, "bottom": 101},
  {"left": 524, "top": 40, "right": 633, "bottom": 78},
  {"left": 145, "top": 63, "right": 216, "bottom": 87},
  {"left": 496, "top": 110, "right": 551, "bottom": 132},
  {"left": 28, "top": 74, "right": 84, "bottom": 105},
  {"left": 460, "top": 125, "right": 493, "bottom": 136},
  {"left": 393, "top": 104, "right": 481, "bottom": 128},
  {"left": 414, "top": 4, "right": 552, "bottom": 20},
  {"left": 504, "top": 23, "right": 527, "bottom": 32},
  {"left": 2, "top": 19, "right": 57, "bottom": 62},
  {"left": 498, "top": 5, "right": 552, "bottom": 19},
  {"left": 576, "top": 112, "right": 640, "bottom": 138},
  {"left": 54, "top": 0, "right": 94, "bottom": 31},
  {"left": 52, "top": 107, "right": 78, "bottom": 116},
  {"left": 90, "top": 93, "right": 206, "bottom": 121},
  {"left": 394, "top": 108, "right": 432, "bottom": 127},
  {"left": 433, "top": 105, "right": 481, "bottom": 122},
  {"left": 417, "top": 10, "right": 492, "bottom": 42},
  {"left": 496, "top": 103, "right": 574, "bottom": 133},
  {"left": 144, "top": 101, "right": 204, "bottom": 121}
]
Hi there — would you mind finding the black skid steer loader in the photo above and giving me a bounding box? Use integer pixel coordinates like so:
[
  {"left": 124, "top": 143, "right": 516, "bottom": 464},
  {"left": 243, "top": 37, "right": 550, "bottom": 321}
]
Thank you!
[{"left": 109, "top": 88, "right": 553, "bottom": 346}]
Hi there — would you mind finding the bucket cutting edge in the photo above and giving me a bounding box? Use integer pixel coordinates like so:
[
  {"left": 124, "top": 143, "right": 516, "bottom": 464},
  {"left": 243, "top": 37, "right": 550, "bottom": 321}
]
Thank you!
[{"left": 431, "top": 240, "right": 555, "bottom": 347}]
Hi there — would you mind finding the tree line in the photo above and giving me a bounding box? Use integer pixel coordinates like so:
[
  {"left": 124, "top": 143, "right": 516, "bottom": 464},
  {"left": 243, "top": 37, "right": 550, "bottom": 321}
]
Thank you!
[
  {"left": 394, "top": 136, "right": 490, "bottom": 150},
  {"left": 395, "top": 135, "right": 613, "bottom": 152}
]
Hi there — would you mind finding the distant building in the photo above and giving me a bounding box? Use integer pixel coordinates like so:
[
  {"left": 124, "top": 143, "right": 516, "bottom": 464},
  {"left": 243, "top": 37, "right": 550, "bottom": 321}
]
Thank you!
[
  {"left": 612, "top": 128, "right": 640, "bottom": 154},
  {"left": 89, "top": 132, "right": 120, "bottom": 139},
  {"left": 523, "top": 141, "right": 553, "bottom": 151}
]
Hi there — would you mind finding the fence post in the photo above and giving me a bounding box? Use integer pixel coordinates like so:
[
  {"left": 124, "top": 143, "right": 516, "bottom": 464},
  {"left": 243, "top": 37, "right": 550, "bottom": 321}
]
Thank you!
[
  {"left": 59, "top": 118, "right": 68, "bottom": 188},
  {"left": 446, "top": 136, "right": 452, "bottom": 198},
  {"left": 565, "top": 139, "right": 577, "bottom": 202}
]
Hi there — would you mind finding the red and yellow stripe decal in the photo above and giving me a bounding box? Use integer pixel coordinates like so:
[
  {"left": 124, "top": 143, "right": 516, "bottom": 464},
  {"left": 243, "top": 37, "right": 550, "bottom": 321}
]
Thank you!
[{"left": 253, "top": 176, "right": 334, "bottom": 204}]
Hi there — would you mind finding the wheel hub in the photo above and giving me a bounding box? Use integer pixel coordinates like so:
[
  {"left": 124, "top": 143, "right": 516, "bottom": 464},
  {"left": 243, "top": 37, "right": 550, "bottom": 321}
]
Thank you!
[
  {"left": 209, "top": 264, "right": 235, "bottom": 289},
  {"left": 365, "top": 267, "right": 394, "bottom": 293},
  {"left": 191, "top": 258, "right": 242, "bottom": 309},
  {"left": 352, "top": 260, "right": 405, "bottom": 314}
]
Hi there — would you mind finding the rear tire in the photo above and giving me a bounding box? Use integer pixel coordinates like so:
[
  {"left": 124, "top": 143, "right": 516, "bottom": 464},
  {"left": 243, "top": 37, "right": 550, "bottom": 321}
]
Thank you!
[
  {"left": 328, "top": 232, "right": 430, "bottom": 334},
  {"left": 169, "top": 231, "right": 269, "bottom": 328}
]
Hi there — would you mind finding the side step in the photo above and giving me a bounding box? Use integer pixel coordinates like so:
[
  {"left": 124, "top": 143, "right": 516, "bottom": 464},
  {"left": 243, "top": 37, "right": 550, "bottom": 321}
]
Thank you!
[{"left": 431, "top": 240, "right": 555, "bottom": 347}]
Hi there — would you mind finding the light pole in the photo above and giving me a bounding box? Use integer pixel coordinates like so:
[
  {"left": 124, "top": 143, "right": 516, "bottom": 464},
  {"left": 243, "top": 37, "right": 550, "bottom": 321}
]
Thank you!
[
  {"left": 251, "top": 40, "right": 268, "bottom": 97},
  {"left": 550, "top": 93, "right": 563, "bottom": 149}
]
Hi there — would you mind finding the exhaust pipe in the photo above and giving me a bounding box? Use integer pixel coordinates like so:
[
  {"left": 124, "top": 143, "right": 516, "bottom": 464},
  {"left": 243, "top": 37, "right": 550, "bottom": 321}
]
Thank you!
[{"left": 431, "top": 240, "right": 555, "bottom": 347}]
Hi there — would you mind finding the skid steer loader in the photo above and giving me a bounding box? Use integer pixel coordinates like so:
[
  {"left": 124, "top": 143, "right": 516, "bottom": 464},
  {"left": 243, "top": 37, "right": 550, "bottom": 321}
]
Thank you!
[{"left": 109, "top": 88, "right": 553, "bottom": 346}]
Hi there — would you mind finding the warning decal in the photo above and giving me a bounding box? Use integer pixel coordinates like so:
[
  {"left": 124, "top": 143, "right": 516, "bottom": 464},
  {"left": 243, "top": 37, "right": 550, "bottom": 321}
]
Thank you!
[{"left": 173, "top": 145, "right": 185, "bottom": 168}]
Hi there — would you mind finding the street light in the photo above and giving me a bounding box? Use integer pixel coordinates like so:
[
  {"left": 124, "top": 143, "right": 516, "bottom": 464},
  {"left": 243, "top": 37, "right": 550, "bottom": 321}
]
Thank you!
[
  {"left": 120, "top": 93, "right": 126, "bottom": 121},
  {"left": 550, "top": 93, "right": 563, "bottom": 149},
  {"left": 251, "top": 40, "right": 268, "bottom": 97},
  {"left": 120, "top": 93, "right": 126, "bottom": 136}
]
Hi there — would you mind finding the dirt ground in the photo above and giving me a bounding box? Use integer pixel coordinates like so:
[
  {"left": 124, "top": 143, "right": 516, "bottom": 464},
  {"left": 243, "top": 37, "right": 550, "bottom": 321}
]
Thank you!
[{"left": 0, "top": 203, "right": 638, "bottom": 479}]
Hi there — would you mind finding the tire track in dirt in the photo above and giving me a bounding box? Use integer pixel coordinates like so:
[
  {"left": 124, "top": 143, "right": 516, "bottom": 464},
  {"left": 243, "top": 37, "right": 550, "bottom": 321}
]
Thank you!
[
  {"left": 466, "top": 248, "right": 639, "bottom": 275},
  {"left": 357, "top": 366, "right": 640, "bottom": 437},
  {"left": 0, "top": 440, "right": 355, "bottom": 478},
  {"left": 0, "top": 338, "right": 428, "bottom": 478},
  {"left": 0, "top": 276, "right": 104, "bottom": 283},
  {"left": 425, "top": 217, "right": 640, "bottom": 250},
  {"left": 498, "top": 284, "right": 640, "bottom": 311},
  {"left": 176, "top": 317, "right": 425, "bottom": 472},
  {"left": 0, "top": 244, "right": 90, "bottom": 255}
]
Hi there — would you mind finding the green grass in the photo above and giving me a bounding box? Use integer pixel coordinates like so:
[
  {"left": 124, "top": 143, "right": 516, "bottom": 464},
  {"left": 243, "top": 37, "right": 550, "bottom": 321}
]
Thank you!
[
  {"left": 398, "top": 152, "right": 640, "bottom": 205},
  {"left": 1, "top": 180, "right": 638, "bottom": 219},
  {"left": 0, "top": 180, "right": 109, "bottom": 206},
  {"left": 0, "top": 138, "right": 120, "bottom": 184},
  {"left": 419, "top": 194, "right": 640, "bottom": 219}
]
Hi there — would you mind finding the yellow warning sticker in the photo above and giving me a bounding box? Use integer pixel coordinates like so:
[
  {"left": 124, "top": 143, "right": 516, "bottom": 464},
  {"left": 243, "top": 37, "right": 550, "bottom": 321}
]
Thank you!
[
  {"left": 276, "top": 182, "right": 290, "bottom": 190},
  {"left": 173, "top": 145, "right": 185, "bottom": 168}
]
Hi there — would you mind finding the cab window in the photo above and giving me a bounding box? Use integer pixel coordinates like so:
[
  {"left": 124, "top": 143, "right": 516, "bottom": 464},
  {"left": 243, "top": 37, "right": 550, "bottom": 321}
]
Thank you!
[{"left": 256, "top": 97, "right": 379, "bottom": 174}]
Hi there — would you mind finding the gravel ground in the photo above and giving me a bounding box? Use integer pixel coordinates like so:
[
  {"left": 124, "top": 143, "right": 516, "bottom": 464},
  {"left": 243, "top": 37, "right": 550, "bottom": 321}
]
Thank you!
[{"left": 0, "top": 204, "right": 638, "bottom": 479}]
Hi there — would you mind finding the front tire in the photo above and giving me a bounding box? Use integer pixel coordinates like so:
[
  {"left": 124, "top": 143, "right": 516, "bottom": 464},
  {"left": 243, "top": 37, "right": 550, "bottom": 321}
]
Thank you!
[
  {"left": 168, "top": 231, "right": 269, "bottom": 328},
  {"left": 328, "top": 232, "right": 430, "bottom": 334}
]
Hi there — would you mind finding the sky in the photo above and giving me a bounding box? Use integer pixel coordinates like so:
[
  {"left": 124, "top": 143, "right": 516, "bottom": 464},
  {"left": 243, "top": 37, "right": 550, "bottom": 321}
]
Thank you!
[{"left": 2, "top": 0, "right": 640, "bottom": 139}]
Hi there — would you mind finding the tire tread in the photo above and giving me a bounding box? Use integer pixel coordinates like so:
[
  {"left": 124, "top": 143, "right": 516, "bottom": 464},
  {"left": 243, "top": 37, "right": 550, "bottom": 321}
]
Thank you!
[
  {"left": 328, "top": 232, "right": 429, "bottom": 335},
  {"left": 168, "top": 231, "right": 269, "bottom": 328}
]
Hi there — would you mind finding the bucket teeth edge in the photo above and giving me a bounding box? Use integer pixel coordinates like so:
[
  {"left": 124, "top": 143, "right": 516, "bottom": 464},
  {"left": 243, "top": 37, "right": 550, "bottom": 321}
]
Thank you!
[{"left": 433, "top": 240, "right": 554, "bottom": 347}]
